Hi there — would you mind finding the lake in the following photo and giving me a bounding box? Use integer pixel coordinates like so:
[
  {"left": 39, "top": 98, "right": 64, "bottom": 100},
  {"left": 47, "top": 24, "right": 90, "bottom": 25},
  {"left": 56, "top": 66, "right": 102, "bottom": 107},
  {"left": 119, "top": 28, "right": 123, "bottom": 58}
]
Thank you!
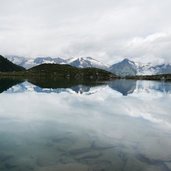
[{"left": 0, "top": 79, "right": 171, "bottom": 171}]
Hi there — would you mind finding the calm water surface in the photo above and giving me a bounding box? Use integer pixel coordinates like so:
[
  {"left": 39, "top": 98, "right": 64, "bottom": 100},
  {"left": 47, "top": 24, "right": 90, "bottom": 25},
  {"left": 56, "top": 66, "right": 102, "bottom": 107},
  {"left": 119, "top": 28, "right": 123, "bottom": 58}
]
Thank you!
[{"left": 0, "top": 79, "right": 171, "bottom": 171}]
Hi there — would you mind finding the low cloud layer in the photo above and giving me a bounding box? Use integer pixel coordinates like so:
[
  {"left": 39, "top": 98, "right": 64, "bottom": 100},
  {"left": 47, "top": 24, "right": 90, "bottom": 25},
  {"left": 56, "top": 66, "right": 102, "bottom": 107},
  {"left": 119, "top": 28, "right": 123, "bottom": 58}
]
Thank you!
[{"left": 0, "top": 0, "right": 171, "bottom": 64}]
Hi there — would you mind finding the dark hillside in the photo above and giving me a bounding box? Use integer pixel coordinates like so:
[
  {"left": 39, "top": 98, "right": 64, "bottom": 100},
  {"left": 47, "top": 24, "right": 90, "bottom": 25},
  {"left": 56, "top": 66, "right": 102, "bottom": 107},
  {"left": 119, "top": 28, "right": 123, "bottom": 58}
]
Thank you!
[
  {"left": 28, "top": 64, "right": 116, "bottom": 80},
  {"left": 0, "top": 55, "right": 25, "bottom": 72}
]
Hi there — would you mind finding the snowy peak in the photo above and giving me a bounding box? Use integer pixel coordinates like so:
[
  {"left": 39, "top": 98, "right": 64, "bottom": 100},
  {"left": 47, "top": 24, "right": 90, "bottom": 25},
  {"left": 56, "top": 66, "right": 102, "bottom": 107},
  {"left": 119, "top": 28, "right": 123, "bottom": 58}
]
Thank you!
[
  {"left": 109, "top": 58, "right": 171, "bottom": 76},
  {"left": 6, "top": 56, "right": 107, "bottom": 70},
  {"left": 136, "top": 62, "right": 154, "bottom": 75},
  {"left": 109, "top": 58, "right": 137, "bottom": 76},
  {"left": 68, "top": 57, "right": 108, "bottom": 69},
  {"left": 5, "top": 56, "right": 67, "bottom": 69},
  {"left": 33, "top": 57, "right": 67, "bottom": 65},
  {"left": 136, "top": 63, "right": 171, "bottom": 75},
  {"left": 122, "top": 58, "right": 134, "bottom": 64},
  {"left": 5, "top": 55, "right": 27, "bottom": 66},
  {"left": 122, "top": 58, "right": 138, "bottom": 67},
  {"left": 152, "top": 64, "right": 171, "bottom": 75}
]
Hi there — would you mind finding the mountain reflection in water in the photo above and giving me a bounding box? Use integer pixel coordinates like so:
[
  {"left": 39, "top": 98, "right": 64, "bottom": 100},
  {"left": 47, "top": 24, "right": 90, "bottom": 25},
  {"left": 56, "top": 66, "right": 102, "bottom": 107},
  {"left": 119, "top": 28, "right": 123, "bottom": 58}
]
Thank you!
[
  {"left": 0, "top": 78, "right": 171, "bottom": 171},
  {"left": 1, "top": 78, "right": 171, "bottom": 95}
]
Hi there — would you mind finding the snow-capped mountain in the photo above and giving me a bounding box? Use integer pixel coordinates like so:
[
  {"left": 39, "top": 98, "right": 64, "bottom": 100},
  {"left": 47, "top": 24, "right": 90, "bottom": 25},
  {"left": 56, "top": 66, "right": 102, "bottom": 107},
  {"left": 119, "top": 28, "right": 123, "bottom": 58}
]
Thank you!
[
  {"left": 151, "top": 64, "right": 171, "bottom": 75},
  {"left": 5, "top": 56, "right": 67, "bottom": 69},
  {"left": 6, "top": 56, "right": 108, "bottom": 70},
  {"left": 5, "top": 55, "right": 171, "bottom": 76},
  {"left": 109, "top": 58, "right": 137, "bottom": 76},
  {"left": 5, "top": 55, "right": 27, "bottom": 66},
  {"left": 27, "top": 57, "right": 67, "bottom": 69},
  {"left": 136, "top": 63, "right": 171, "bottom": 75},
  {"left": 33, "top": 57, "right": 67, "bottom": 65},
  {"left": 109, "top": 58, "right": 171, "bottom": 76},
  {"left": 136, "top": 62, "right": 154, "bottom": 75},
  {"left": 67, "top": 57, "right": 108, "bottom": 69}
]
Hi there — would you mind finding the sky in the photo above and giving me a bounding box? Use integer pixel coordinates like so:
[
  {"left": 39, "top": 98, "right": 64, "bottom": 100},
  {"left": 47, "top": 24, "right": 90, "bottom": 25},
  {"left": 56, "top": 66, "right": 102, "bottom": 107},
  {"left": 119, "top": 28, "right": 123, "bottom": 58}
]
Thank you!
[{"left": 0, "top": 0, "right": 171, "bottom": 64}]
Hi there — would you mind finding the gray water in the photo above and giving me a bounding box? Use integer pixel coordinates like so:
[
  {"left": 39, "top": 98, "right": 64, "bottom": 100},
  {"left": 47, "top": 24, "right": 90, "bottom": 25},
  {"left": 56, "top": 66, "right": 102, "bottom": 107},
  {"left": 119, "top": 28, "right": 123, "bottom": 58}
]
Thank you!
[{"left": 0, "top": 79, "right": 171, "bottom": 171}]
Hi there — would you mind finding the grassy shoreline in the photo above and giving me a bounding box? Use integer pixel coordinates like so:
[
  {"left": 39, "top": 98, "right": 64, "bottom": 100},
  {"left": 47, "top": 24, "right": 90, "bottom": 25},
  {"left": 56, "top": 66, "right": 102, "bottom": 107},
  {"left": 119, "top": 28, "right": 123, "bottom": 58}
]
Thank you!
[
  {"left": 125, "top": 74, "right": 171, "bottom": 81},
  {"left": 0, "top": 72, "right": 171, "bottom": 81}
]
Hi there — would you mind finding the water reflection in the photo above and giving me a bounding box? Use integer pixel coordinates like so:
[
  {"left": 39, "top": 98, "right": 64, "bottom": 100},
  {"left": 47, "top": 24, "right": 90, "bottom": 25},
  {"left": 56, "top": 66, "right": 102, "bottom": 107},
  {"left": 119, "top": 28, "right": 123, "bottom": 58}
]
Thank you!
[
  {"left": 0, "top": 78, "right": 23, "bottom": 93},
  {"left": 0, "top": 78, "right": 171, "bottom": 170},
  {"left": 2, "top": 78, "right": 171, "bottom": 96},
  {"left": 108, "top": 79, "right": 136, "bottom": 96}
]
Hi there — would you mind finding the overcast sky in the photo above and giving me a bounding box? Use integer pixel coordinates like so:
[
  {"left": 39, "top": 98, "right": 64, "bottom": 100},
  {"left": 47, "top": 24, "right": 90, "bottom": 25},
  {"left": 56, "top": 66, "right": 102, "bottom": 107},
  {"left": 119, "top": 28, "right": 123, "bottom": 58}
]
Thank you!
[{"left": 0, "top": 0, "right": 171, "bottom": 64}]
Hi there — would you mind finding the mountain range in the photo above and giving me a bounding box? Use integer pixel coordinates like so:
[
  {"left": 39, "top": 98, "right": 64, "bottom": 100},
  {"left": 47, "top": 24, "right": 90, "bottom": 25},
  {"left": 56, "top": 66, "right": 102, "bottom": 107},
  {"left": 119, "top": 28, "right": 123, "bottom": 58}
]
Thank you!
[
  {"left": 5, "top": 55, "right": 171, "bottom": 76},
  {"left": 108, "top": 58, "right": 171, "bottom": 76},
  {"left": 5, "top": 56, "right": 108, "bottom": 70}
]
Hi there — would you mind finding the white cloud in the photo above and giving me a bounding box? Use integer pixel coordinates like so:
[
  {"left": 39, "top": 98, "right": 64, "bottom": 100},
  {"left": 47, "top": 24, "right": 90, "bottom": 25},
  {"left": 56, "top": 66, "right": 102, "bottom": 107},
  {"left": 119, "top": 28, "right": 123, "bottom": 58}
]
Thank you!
[
  {"left": 122, "top": 32, "right": 171, "bottom": 64},
  {"left": 0, "top": 0, "right": 171, "bottom": 64}
]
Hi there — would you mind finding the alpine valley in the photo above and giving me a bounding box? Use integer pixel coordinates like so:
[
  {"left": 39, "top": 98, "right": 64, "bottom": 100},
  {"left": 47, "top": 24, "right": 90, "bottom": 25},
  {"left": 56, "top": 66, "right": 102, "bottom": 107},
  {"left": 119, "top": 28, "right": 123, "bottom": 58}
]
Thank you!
[{"left": 5, "top": 55, "right": 171, "bottom": 76}]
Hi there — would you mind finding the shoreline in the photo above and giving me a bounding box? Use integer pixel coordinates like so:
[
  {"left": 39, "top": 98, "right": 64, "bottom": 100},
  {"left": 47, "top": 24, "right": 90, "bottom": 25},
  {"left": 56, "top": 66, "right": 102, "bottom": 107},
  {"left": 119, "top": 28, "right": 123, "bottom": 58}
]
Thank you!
[{"left": 0, "top": 72, "right": 171, "bottom": 81}]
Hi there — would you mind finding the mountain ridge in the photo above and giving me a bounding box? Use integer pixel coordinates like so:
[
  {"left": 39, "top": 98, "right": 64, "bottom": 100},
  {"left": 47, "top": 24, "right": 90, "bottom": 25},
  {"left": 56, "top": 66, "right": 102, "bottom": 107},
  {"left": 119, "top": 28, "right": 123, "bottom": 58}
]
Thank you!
[{"left": 5, "top": 55, "right": 171, "bottom": 76}]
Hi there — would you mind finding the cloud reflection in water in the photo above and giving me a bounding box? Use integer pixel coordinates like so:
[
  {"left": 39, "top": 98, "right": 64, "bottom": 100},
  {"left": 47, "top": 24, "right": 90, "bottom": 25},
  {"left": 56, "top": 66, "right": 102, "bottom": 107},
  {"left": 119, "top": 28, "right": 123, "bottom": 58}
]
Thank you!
[{"left": 0, "top": 80, "right": 171, "bottom": 170}]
